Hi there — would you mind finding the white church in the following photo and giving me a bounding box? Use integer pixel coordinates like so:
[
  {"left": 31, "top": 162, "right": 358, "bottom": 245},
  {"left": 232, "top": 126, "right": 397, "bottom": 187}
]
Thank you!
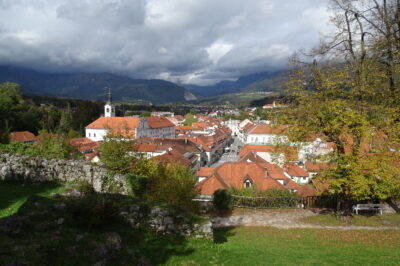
[{"left": 85, "top": 89, "right": 176, "bottom": 142}]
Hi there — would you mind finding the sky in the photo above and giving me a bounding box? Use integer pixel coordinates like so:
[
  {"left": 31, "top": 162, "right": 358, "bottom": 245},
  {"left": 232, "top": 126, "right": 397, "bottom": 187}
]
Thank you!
[{"left": 0, "top": 0, "right": 332, "bottom": 85}]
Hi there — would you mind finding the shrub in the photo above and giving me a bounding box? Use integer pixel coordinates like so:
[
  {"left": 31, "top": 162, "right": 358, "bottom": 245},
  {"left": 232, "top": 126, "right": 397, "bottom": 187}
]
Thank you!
[
  {"left": 213, "top": 189, "right": 232, "bottom": 212},
  {"left": 147, "top": 162, "right": 197, "bottom": 212},
  {"left": 125, "top": 174, "right": 148, "bottom": 199}
]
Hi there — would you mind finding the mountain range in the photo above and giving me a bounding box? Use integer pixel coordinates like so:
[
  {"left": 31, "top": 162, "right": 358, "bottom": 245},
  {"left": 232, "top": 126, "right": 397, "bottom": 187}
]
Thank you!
[
  {"left": 186, "top": 70, "right": 287, "bottom": 97},
  {"left": 0, "top": 66, "right": 196, "bottom": 104},
  {"left": 0, "top": 66, "right": 286, "bottom": 105}
]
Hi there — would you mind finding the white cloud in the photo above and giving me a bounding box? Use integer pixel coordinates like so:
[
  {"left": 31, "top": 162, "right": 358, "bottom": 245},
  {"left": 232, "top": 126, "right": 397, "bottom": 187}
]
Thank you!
[{"left": 0, "top": 0, "right": 332, "bottom": 85}]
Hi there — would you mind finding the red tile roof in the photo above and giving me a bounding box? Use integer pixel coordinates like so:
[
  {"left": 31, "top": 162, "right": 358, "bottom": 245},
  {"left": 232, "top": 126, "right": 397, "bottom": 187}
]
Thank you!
[
  {"left": 196, "top": 167, "right": 215, "bottom": 177},
  {"left": 9, "top": 131, "right": 36, "bottom": 142},
  {"left": 196, "top": 162, "right": 286, "bottom": 195},
  {"left": 133, "top": 144, "right": 158, "bottom": 152},
  {"left": 247, "top": 124, "right": 288, "bottom": 135},
  {"left": 69, "top": 137, "right": 100, "bottom": 152},
  {"left": 285, "top": 164, "right": 309, "bottom": 177},
  {"left": 239, "top": 145, "right": 298, "bottom": 161},
  {"left": 152, "top": 149, "right": 191, "bottom": 167},
  {"left": 146, "top": 116, "right": 175, "bottom": 129},
  {"left": 85, "top": 117, "right": 140, "bottom": 133}
]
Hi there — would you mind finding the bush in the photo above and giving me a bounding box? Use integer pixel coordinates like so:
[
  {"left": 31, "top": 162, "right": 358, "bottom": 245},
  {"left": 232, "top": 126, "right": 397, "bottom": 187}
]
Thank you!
[
  {"left": 125, "top": 174, "right": 148, "bottom": 199},
  {"left": 213, "top": 189, "right": 232, "bottom": 212},
  {"left": 147, "top": 163, "right": 197, "bottom": 212}
]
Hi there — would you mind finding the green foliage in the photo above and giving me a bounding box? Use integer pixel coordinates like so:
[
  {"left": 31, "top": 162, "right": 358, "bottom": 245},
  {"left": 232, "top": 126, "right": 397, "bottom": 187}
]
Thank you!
[
  {"left": 147, "top": 163, "right": 197, "bottom": 211},
  {"left": 139, "top": 111, "right": 151, "bottom": 117},
  {"left": 229, "top": 187, "right": 296, "bottom": 197},
  {"left": 213, "top": 189, "right": 233, "bottom": 212},
  {"left": 229, "top": 188, "right": 300, "bottom": 208},
  {"left": 183, "top": 113, "right": 197, "bottom": 126},
  {"left": 125, "top": 174, "right": 148, "bottom": 199},
  {"left": 0, "top": 134, "right": 80, "bottom": 160},
  {"left": 99, "top": 138, "right": 134, "bottom": 174}
]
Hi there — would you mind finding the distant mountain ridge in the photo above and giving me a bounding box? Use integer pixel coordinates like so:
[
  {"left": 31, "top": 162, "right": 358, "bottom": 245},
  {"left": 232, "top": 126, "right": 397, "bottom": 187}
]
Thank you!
[
  {"left": 0, "top": 66, "right": 195, "bottom": 104},
  {"left": 187, "top": 70, "right": 287, "bottom": 97}
]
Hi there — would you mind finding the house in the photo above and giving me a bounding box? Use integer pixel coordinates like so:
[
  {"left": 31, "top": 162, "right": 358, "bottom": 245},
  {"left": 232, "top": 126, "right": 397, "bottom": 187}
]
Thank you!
[
  {"left": 69, "top": 137, "right": 101, "bottom": 162},
  {"left": 284, "top": 163, "right": 310, "bottom": 184},
  {"left": 239, "top": 144, "right": 298, "bottom": 166},
  {"left": 85, "top": 92, "right": 175, "bottom": 141},
  {"left": 196, "top": 167, "right": 215, "bottom": 183},
  {"left": 195, "top": 160, "right": 302, "bottom": 195},
  {"left": 85, "top": 116, "right": 175, "bottom": 142},
  {"left": 151, "top": 147, "right": 200, "bottom": 172},
  {"left": 9, "top": 131, "right": 36, "bottom": 144},
  {"left": 85, "top": 117, "right": 141, "bottom": 141},
  {"left": 243, "top": 124, "right": 289, "bottom": 145}
]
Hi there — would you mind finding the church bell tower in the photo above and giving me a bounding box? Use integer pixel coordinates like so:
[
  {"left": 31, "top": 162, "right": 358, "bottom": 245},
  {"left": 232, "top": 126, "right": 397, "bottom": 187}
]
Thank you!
[{"left": 104, "top": 87, "right": 115, "bottom": 117}]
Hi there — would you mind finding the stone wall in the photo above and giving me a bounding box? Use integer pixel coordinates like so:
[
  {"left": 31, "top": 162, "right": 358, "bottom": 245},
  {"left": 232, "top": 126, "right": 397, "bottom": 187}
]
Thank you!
[{"left": 0, "top": 153, "right": 128, "bottom": 194}]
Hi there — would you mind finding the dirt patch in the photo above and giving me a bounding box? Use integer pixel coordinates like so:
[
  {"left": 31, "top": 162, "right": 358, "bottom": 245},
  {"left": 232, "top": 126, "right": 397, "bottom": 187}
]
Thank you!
[{"left": 211, "top": 209, "right": 400, "bottom": 230}]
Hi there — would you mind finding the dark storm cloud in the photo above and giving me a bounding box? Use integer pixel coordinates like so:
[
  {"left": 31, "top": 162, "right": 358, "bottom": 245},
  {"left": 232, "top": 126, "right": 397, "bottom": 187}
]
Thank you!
[{"left": 0, "top": 0, "right": 331, "bottom": 85}]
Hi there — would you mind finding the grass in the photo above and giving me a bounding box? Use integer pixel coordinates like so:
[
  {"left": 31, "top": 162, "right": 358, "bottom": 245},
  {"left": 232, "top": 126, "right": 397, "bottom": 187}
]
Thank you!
[
  {"left": 0, "top": 181, "right": 65, "bottom": 218},
  {"left": 2, "top": 182, "right": 400, "bottom": 265},
  {"left": 165, "top": 226, "right": 400, "bottom": 265},
  {"left": 300, "top": 213, "right": 400, "bottom": 227}
]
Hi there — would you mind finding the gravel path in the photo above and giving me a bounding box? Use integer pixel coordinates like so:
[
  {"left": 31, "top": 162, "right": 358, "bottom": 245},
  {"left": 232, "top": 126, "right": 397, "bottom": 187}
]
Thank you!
[{"left": 211, "top": 209, "right": 400, "bottom": 230}]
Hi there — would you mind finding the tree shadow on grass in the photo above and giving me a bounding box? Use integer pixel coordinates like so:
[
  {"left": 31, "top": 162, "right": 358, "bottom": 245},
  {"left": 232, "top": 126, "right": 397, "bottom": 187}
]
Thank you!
[
  {"left": 0, "top": 192, "right": 197, "bottom": 265},
  {"left": 0, "top": 181, "right": 61, "bottom": 217},
  {"left": 213, "top": 226, "right": 236, "bottom": 244}
]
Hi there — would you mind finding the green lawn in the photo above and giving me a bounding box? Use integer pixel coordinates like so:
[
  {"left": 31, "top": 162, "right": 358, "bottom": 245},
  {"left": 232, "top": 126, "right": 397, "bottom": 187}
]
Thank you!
[
  {"left": 165, "top": 226, "right": 400, "bottom": 265},
  {"left": 1, "top": 182, "right": 400, "bottom": 265},
  {"left": 0, "top": 181, "right": 64, "bottom": 218},
  {"left": 301, "top": 213, "right": 400, "bottom": 227}
]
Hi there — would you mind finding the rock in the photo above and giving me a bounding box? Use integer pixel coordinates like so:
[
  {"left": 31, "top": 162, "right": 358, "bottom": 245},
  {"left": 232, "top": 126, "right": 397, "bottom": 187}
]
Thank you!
[
  {"left": 50, "top": 192, "right": 59, "bottom": 198},
  {"left": 105, "top": 232, "right": 122, "bottom": 251}
]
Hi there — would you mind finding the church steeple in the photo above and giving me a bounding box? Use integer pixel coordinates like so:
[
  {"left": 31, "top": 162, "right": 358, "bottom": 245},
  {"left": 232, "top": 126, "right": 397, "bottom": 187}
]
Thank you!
[{"left": 104, "top": 87, "right": 115, "bottom": 117}]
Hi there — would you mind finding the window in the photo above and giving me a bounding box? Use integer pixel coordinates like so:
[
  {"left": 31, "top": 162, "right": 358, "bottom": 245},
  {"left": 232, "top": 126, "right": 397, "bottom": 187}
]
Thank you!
[
  {"left": 244, "top": 179, "right": 252, "bottom": 188},
  {"left": 94, "top": 133, "right": 96, "bottom": 137},
  {"left": 88, "top": 133, "right": 91, "bottom": 137},
  {"left": 106, "top": 108, "right": 110, "bottom": 113}
]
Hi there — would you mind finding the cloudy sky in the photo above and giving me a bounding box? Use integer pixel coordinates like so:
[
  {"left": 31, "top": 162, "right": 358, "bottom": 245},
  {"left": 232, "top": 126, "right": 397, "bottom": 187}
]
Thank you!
[{"left": 0, "top": 0, "right": 332, "bottom": 85}]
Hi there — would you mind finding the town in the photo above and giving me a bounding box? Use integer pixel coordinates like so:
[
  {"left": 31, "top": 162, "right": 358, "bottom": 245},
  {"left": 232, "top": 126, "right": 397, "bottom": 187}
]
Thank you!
[{"left": 1, "top": 0, "right": 400, "bottom": 264}]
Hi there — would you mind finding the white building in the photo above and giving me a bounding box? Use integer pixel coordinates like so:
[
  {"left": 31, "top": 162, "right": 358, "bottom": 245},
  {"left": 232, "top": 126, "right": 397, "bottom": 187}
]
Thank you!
[
  {"left": 243, "top": 124, "right": 289, "bottom": 145},
  {"left": 85, "top": 96, "right": 175, "bottom": 141}
]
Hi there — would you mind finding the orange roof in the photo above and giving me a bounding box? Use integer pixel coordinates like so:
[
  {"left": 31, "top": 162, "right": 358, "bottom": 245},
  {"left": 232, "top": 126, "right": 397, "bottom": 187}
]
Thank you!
[
  {"left": 239, "top": 144, "right": 298, "bottom": 161},
  {"left": 196, "top": 167, "right": 215, "bottom": 177},
  {"left": 196, "top": 162, "right": 286, "bottom": 195},
  {"left": 146, "top": 116, "right": 175, "bottom": 129},
  {"left": 285, "top": 164, "right": 309, "bottom": 177},
  {"left": 152, "top": 149, "right": 191, "bottom": 167},
  {"left": 133, "top": 144, "right": 158, "bottom": 152},
  {"left": 69, "top": 137, "right": 100, "bottom": 152},
  {"left": 9, "top": 131, "right": 36, "bottom": 142},
  {"left": 247, "top": 124, "right": 288, "bottom": 135},
  {"left": 241, "top": 122, "right": 254, "bottom": 132},
  {"left": 85, "top": 117, "right": 140, "bottom": 131}
]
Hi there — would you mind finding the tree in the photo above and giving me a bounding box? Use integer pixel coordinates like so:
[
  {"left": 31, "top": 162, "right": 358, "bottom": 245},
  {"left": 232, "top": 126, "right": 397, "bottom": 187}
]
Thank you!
[
  {"left": 283, "top": 0, "right": 400, "bottom": 204},
  {"left": 99, "top": 138, "right": 135, "bottom": 174},
  {"left": 184, "top": 113, "right": 198, "bottom": 126},
  {"left": 147, "top": 162, "right": 197, "bottom": 211}
]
